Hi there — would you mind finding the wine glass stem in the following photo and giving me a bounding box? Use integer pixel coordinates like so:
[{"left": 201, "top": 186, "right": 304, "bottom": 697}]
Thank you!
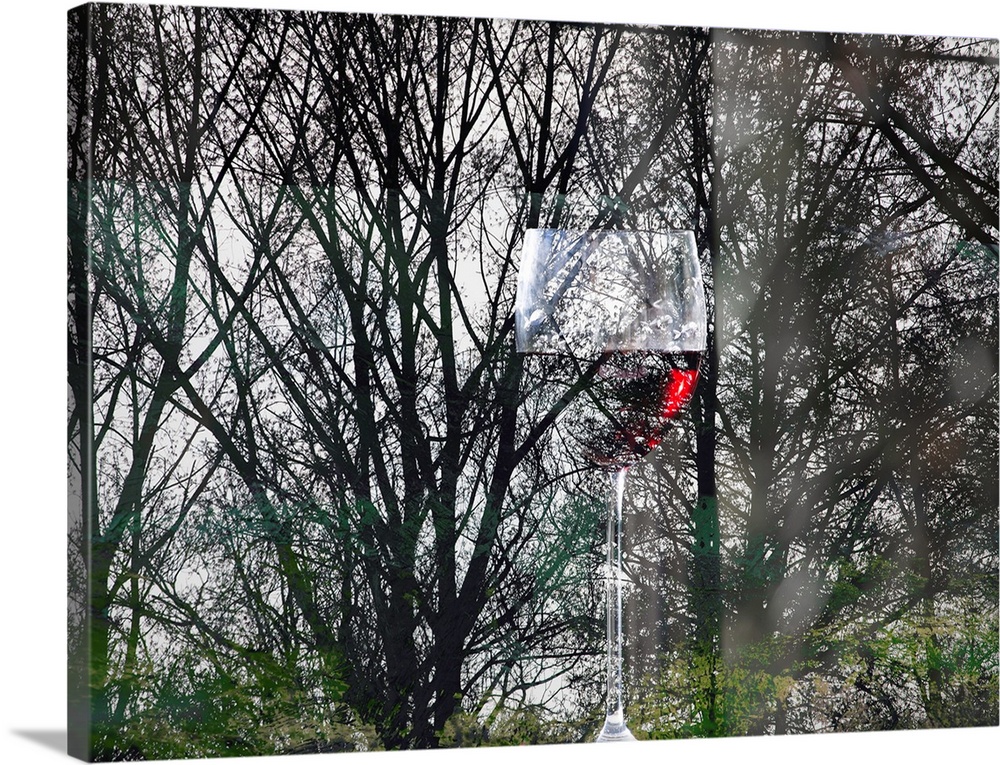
[{"left": 603, "top": 467, "right": 630, "bottom": 733}]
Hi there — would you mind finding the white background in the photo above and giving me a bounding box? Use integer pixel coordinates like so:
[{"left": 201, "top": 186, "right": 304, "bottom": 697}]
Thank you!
[{"left": 0, "top": 1, "right": 996, "bottom": 764}]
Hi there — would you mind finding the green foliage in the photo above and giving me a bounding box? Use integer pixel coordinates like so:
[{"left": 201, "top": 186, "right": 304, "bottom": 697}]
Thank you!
[
  {"left": 437, "top": 708, "right": 587, "bottom": 747},
  {"left": 92, "top": 660, "right": 379, "bottom": 761},
  {"left": 384, "top": 603, "right": 999, "bottom": 752},
  {"left": 625, "top": 598, "right": 998, "bottom": 741}
]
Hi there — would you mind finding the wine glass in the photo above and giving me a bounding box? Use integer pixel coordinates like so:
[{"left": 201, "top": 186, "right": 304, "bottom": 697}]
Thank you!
[{"left": 514, "top": 228, "right": 707, "bottom": 742}]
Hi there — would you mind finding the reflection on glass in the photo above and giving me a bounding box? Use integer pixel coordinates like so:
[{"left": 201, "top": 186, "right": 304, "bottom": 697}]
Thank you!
[{"left": 515, "top": 229, "right": 707, "bottom": 741}]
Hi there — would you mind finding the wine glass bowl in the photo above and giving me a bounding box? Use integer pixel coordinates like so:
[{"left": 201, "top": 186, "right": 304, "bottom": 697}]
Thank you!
[
  {"left": 579, "top": 349, "right": 702, "bottom": 471},
  {"left": 515, "top": 229, "right": 706, "bottom": 359},
  {"left": 515, "top": 228, "right": 707, "bottom": 742}
]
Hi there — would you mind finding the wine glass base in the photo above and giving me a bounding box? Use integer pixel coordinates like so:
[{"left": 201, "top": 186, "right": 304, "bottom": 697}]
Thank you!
[{"left": 595, "top": 721, "right": 636, "bottom": 742}]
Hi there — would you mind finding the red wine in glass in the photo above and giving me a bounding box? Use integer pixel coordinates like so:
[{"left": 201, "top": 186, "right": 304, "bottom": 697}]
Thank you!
[{"left": 580, "top": 351, "right": 702, "bottom": 471}]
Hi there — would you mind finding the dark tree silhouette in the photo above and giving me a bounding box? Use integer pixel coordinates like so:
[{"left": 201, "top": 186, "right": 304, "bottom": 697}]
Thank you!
[{"left": 68, "top": 4, "right": 998, "bottom": 759}]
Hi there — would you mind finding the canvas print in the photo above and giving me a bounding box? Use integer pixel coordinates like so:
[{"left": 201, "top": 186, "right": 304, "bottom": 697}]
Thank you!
[{"left": 67, "top": 2, "right": 999, "bottom": 760}]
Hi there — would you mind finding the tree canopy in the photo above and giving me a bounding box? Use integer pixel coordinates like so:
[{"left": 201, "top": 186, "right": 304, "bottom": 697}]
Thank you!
[{"left": 68, "top": 5, "right": 998, "bottom": 759}]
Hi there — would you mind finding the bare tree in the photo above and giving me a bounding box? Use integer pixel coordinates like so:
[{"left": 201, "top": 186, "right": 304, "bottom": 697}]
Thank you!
[{"left": 69, "top": 6, "right": 997, "bottom": 758}]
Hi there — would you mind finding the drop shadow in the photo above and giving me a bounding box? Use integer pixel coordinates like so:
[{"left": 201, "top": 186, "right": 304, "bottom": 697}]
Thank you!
[{"left": 12, "top": 729, "right": 66, "bottom": 754}]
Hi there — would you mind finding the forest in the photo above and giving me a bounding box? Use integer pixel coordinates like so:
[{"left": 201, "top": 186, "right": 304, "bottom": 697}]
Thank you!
[{"left": 67, "top": 3, "right": 998, "bottom": 760}]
